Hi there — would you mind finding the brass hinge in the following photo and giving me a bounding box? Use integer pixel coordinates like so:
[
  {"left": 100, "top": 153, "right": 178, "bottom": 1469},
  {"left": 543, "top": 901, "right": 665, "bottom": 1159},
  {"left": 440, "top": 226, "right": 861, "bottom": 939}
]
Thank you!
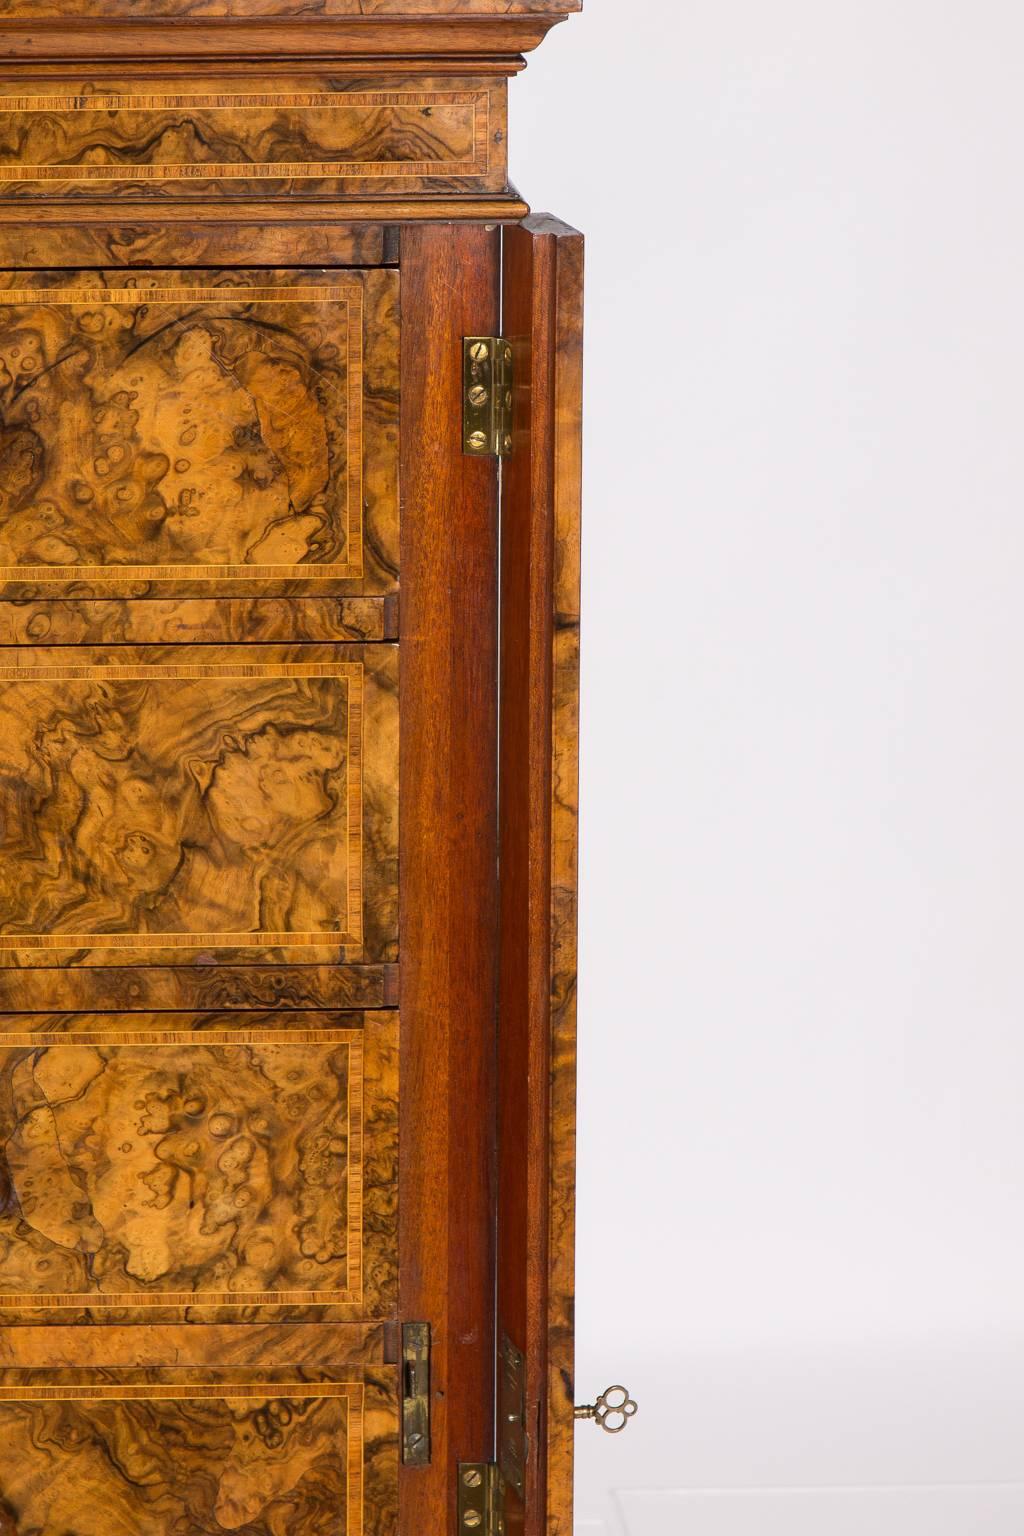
[
  {"left": 401, "top": 1322, "right": 431, "bottom": 1466},
  {"left": 458, "top": 1463, "right": 506, "bottom": 1535},
  {"left": 463, "top": 336, "right": 513, "bottom": 458}
]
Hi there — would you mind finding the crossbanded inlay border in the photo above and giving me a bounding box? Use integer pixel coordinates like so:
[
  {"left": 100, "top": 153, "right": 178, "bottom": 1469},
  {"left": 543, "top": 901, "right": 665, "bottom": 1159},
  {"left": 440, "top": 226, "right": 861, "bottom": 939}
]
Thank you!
[
  {"left": 0, "top": 1026, "right": 366, "bottom": 1308},
  {"left": 0, "top": 657, "right": 365, "bottom": 951},
  {"left": 0, "top": 1380, "right": 366, "bottom": 1533},
  {"left": 0, "top": 282, "right": 365, "bottom": 583},
  {"left": 0, "top": 89, "right": 490, "bottom": 181}
]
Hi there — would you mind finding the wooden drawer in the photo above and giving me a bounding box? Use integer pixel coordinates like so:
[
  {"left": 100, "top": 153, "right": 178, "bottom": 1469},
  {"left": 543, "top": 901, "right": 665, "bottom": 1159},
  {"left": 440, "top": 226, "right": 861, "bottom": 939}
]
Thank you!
[
  {"left": 0, "top": 642, "right": 398, "bottom": 970},
  {"left": 0, "top": 1009, "right": 397, "bottom": 1324},
  {"left": 0, "top": 267, "right": 398, "bottom": 598},
  {"left": 0, "top": 1322, "right": 397, "bottom": 1535},
  {"left": 0, "top": 72, "right": 507, "bottom": 200}
]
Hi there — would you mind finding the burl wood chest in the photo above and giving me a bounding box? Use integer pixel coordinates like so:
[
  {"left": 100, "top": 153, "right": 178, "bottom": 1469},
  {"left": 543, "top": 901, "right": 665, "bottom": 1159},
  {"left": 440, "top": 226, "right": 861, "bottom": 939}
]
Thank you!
[{"left": 0, "top": 3, "right": 584, "bottom": 1534}]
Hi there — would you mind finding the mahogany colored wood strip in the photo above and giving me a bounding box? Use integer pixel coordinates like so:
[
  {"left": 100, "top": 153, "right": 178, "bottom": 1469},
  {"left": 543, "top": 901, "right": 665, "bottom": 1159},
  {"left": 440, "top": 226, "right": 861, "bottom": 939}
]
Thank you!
[
  {"left": 0, "top": 17, "right": 565, "bottom": 62},
  {"left": 499, "top": 213, "right": 583, "bottom": 1536},
  {"left": 0, "top": 0, "right": 579, "bottom": 14},
  {"left": 399, "top": 222, "right": 499, "bottom": 1534},
  {"left": 0, "top": 193, "right": 530, "bottom": 225},
  {"left": 499, "top": 218, "right": 556, "bottom": 1535}
]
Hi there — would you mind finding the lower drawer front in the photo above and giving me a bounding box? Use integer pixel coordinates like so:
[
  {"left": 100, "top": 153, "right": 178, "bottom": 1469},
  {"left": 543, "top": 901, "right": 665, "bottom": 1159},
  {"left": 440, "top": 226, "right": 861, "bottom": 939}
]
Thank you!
[
  {"left": 0, "top": 1323, "right": 397, "bottom": 1536},
  {"left": 0, "top": 1010, "right": 398, "bottom": 1325},
  {"left": 0, "top": 643, "right": 398, "bottom": 972}
]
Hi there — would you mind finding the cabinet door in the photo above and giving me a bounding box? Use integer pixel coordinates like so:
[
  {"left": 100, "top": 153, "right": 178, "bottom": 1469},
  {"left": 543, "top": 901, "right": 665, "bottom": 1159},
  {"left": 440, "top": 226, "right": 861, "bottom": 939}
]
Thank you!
[
  {"left": 0, "top": 230, "right": 502, "bottom": 1536},
  {"left": 498, "top": 215, "right": 583, "bottom": 1536}
]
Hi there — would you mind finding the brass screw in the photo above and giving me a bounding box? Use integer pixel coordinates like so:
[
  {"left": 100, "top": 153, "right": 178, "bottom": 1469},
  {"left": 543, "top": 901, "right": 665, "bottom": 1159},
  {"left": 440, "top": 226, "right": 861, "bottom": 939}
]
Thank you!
[
  {"left": 469, "top": 341, "right": 490, "bottom": 362},
  {"left": 468, "top": 385, "right": 489, "bottom": 407},
  {"left": 464, "top": 1515, "right": 482, "bottom": 1530},
  {"left": 463, "top": 1470, "right": 482, "bottom": 1489},
  {"left": 502, "top": 434, "right": 513, "bottom": 455},
  {"left": 467, "top": 430, "right": 488, "bottom": 452}
]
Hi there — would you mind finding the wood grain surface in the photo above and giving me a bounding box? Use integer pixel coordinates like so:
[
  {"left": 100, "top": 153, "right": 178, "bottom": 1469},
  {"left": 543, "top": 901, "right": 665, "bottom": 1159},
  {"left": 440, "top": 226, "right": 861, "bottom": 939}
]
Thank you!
[
  {"left": 0, "top": 1362, "right": 397, "bottom": 1535},
  {"left": 545, "top": 218, "right": 584, "bottom": 1536},
  {"left": 499, "top": 215, "right": 583, "bottom": 1536},
  {"left": 0, "top": 269, "right": 398, "bottom": 599},
  {"left": 0, "top": 22, "right": 557, "bottom": 64},
  {"left": 0, "top": 0, "right": 578, "bottom": 14},
  {"left": 0, "top": 221, "right": 388, "bottom": 271},
  {"left": 0, "top": 1010, "right": 397, "bottom": 1324},
  {"left": 0, "top": 643, "right": 398, "bottom": 968},
  {"left": 0, "top": 1319, "right": 390, "bottom": 1366},
  {"left": 0, "top": 76, "right": 507, "bottom": 200},
  {"left": 398, "top": 222, "right": 499, "bottom": 1535},
  {"left": 0, "top": 597, "right": 393, "bottom": 645},
  {"left": 0, "top": 964, "right": 397, "bottom": 1014},
  {"left": 0, "top": 196, "right": 529, "bottom": 240}
]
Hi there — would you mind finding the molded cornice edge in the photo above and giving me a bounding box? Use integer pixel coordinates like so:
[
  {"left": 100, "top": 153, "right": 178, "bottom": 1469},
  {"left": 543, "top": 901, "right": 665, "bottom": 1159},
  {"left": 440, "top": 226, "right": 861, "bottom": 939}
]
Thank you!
[{"left": 0, "top": 12, "right": 578, "bottom": 63}]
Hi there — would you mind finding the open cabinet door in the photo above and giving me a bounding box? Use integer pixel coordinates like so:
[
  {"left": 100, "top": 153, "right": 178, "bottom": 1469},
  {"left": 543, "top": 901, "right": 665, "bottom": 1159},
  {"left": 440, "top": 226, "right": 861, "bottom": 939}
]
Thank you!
[
  {"left": 499, "top": 216, "right": 585, "bottom": 1536},
  {"left": 0, "top": 229, "right": 502, "bottom": 1536}
]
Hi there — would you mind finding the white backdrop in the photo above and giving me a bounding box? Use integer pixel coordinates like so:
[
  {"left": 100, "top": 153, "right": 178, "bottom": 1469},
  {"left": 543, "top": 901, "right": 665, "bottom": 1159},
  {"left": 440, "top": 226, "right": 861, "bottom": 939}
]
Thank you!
[{"left": 512, "top": 4, "right": 1024, "bottom": 1533}]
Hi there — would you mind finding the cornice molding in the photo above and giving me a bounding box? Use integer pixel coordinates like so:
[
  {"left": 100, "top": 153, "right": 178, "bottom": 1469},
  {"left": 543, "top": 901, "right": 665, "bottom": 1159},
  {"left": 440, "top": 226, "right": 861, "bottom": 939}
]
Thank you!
[
  {"left": 0, "top": 6, "right": 580, "bottom": 63},
  {"left": 0, "top": 0, "right": 580, "bottom": 12}
]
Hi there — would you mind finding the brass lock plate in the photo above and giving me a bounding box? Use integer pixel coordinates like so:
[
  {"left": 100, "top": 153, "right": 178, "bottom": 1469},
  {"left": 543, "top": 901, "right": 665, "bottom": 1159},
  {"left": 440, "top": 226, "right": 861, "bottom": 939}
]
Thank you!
[
  {"left": 401, "top": 1322, "right": 431, "bottom": 1466},
  {"left": 497, "top": 1334, "right": 528, "bottom": 1498}
]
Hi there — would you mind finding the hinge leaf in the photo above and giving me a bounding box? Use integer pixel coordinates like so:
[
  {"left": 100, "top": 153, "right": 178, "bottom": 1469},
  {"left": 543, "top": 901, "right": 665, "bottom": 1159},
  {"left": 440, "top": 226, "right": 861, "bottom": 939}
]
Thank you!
[
  {"left": 463, "top": 336, "right": 513, "bottom": 458},
  {"left": 458, "top": 1463, "right": 506, "bottom": 1535}
]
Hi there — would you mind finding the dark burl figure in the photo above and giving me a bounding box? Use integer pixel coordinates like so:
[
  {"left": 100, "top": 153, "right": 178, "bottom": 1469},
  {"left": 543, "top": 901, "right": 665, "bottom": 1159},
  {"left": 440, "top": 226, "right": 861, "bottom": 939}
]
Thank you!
[
  {"left": 0, "top": 270, "right": 398, "bottom": 593},
  {"left": 0, "top": 1040, "right": 357, "bottom": 1301},
  {"left": 0, "top": 644, "right": 398, "bottom": 965},
  {"left": 0, "top": 672, "right": 352, "bottom": 942},
  {"left": 0, "top": 1385, "right": 369, "bottom": 1534}
]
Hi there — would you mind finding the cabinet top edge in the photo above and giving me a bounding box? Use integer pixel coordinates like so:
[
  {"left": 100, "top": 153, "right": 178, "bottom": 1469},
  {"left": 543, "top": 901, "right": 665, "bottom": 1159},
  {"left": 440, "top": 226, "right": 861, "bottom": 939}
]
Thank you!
[
  {"left": 0, "top": 0, "right": 581, "bottom": 11},
  {"left": 0, "top": 10, "right": 579, "bottom": 62}
]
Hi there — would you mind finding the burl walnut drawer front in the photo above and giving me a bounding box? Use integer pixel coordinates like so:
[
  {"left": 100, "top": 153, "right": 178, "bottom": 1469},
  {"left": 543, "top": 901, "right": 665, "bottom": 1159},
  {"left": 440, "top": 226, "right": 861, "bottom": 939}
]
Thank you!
[
  {"left": 0, "top": 1362, "right": 398, "bottom": 1536},
  {"left": 0, "top": 73, "right": 508, "bottom": 199},
  {"left": 0, "top": 1009, "right": 397, "bottom": 1324},
  {"left": 0, "top": 268, "right": 398, "bottom": 599},
  {"left": 0, "top": 1322, "right": 398, "bottom": 1536},
  {"left": 0, "top": 642, "right": 398, "bottom": 970}
]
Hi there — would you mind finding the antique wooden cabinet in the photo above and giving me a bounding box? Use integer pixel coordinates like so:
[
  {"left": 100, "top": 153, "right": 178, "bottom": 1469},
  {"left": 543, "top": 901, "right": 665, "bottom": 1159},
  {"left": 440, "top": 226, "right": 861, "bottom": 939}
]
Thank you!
[{"left": 0, "top": 3, "right": 583, "bottom": 1535}]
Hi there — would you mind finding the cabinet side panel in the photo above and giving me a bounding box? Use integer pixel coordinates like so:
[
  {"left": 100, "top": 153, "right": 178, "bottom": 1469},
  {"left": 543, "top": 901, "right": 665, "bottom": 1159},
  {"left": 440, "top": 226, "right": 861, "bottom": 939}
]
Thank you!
[
  {"left": 547, "top": 222, "right": 583, "bottom": 1536},
  {"left": 499, "top": 216, "right": 582, "bottom": 1536}
]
